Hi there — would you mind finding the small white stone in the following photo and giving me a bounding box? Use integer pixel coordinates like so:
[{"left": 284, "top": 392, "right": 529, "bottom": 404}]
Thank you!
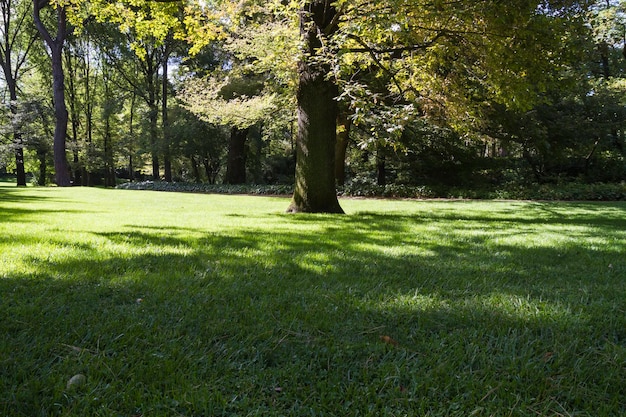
[{"left": 66, "top": 374, "right": 87, "bottom": 389}]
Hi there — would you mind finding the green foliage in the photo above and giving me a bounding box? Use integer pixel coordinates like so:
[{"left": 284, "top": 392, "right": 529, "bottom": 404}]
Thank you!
[
  {"left": 179, "top": 76, "right": 278, "bottom": 129},
  {"left": 2, "top": 186, "right": 626, "bottom": 415},
  {"left": 114, "top": 178, "right": 626, "bottom": 201}
]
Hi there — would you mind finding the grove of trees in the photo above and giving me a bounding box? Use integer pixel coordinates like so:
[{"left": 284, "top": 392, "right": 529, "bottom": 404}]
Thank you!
[{"left": 0, "top": 0, "right": 625, "bottom": 212}]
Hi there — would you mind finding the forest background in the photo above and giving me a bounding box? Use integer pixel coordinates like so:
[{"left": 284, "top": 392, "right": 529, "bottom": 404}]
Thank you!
[{"left": 1, "top": 0, "right": 626, "bottom": 205}]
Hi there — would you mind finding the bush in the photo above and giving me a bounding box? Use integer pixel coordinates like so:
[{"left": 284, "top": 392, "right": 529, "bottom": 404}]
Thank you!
[{"left": 117, "top": 180, "right": 626, "bottom": 201}]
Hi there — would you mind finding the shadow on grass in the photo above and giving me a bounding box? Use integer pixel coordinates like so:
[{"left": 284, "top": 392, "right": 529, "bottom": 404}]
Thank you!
[
  {"left": 0, "top": 186, "right": 91, "bottom": 226},
  {"left": 2, "top": 206, "right": 626, "bottom": 416}
]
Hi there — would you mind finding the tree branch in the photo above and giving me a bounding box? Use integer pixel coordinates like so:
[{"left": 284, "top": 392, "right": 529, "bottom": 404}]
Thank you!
[
  {"left": 344, "top": 32, "right": 445, "bottom": 55},
  {"left": 32, "top": 0, "right": 54, "bottom": 47}
]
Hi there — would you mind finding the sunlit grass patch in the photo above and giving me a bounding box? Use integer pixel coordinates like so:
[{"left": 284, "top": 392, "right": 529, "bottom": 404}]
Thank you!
[{"left": 2, "top": 186, "right": 626, "bottom": 416}]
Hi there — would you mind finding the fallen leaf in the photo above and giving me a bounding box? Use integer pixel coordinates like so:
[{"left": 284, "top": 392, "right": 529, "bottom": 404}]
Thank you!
[{"left": 380, "top": 335, "right": 399, "bottom": 346}]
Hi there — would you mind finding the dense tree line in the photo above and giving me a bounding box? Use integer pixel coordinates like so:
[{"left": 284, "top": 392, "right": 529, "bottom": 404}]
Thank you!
[{"left": 0, "top": 0, "right": 624, "bottom": 211}]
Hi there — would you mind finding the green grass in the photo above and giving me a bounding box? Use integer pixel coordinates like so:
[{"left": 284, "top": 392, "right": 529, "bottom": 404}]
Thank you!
[{"left": 1, "top": 181, "right": 626, "bottom": 416}]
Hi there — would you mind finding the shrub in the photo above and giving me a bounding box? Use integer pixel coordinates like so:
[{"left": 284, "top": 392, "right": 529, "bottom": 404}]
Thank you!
[{"left": 117, "top": 180, "right": 626, "bottom": 201}]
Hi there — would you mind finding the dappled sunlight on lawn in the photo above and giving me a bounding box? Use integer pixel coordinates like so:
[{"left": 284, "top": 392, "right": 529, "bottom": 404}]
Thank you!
[{"left": 2, "top": 187, "right": 626, "bottom": 415}]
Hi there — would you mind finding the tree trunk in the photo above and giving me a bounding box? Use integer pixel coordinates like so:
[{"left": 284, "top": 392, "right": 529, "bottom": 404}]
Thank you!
[
  {"left": 146, "top": 55, "right": 160, "bottom": 180},
  {"left": 103, "top": 113, "right": 116, "bottom": 187},
  {"left": 224, "top": 126, "right": 248, "bottom": 184},
  {"left": 190, "top": 155, "right": 201, "bottom": 183},
  {"left": 287, "top": 0, "right": 343, "bottom": 213},
  {"left": 50, "top": 32, "right": 71, "bottom": 185},
  {"left": 203, "top": 153, "right": 219, "bottom": 184},
  {"left": 65, "top": 50, "right": 81, "bottom": 185},
  {"left": 37, "top": 148, "right": 47, "bottom": 185},
  {"left": 162, "top": 43, "right": 172, "bottom": 182},
  {"left": 376, "top": 145, "right": 386, "bottom": 186},
  {"left": 6, "top": 78, "right": 27, "bottom": 186},
  {"left": 14, "top": 135, "right": 26, "bottom": 186},
  {"left": 149, "top": 104, "right": 160, "bottom": 180},
  {"left": 33, "top": 1, "right": 71, "bottom": 186},
  {"left": 1, "top": 1, "right": 32, "bottom": 187},
  {"left": 7, "top": 90, "right": 26, "bottom": 186},
  {"left": 202, "top": 155, "right": 212, "bottom": 184},
  {"left": 128, "top": 92, "right": 136, "bottom": 181}
]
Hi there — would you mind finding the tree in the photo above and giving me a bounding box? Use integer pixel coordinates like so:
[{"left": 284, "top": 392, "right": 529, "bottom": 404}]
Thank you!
[
  {"left": 197, "top": 0, "right": 590, "bottom": 212},
  {"left": 0, "top": 0, "right": 38, "bottom": 186},
  {"left": 180, "top": 75, "right": 277, "bottom": 184},
  {"left": 33, "top": 0, "right": 72, "bottom": 186},
  {"left": 286, "top": 0, "right": 343, "bottom": 213}
]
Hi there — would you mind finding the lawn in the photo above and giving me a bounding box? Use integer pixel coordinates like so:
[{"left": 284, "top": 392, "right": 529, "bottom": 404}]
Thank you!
[{"left": 1, "top": 180, "right": 626, "bottom": 416}]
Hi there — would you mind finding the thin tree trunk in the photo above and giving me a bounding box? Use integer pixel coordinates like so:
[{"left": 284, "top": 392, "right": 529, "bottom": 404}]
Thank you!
[
  {"left": 162, "top": 42, "right": 172, "bottom": 182},
  {"left": 8, "top": 93, "right": 26, "bottom": 186},
  {"left": 65, "top": 50, "right": 81, "bottom": 184},
  {"left": 37, "top": 148, "right": 47, "bottom": 185},
  {"left": 1, "top": 0, "right": 34, "bottom": 187},
  {"left": 14, "top": 134, "right": 26, "bottom": 186},
  {"left": 287, "top": 0, "right": 343, "bottom": 213},
  {"left": 203, "top": 153, "right": 219, "bottom": 184},
  {"left": 128, "top": 91, "right": 136, "bottom": 181},
  {"left": 6, "top": 78, "right": 27, "bottom": 186},
  {"left": 190, "top": 155, "right": 201, "bottom": 183},
  {"left": 146, "top": 55, "right": 160, "bottom": 180},
  {"left": 376, "top": 144, "right": 386, "bottom": 186}
]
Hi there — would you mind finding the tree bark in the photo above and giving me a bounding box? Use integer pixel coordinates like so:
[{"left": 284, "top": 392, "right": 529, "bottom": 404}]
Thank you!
[
  {"left": 33, "top": 0, "right": 71, "bottom": 186},
  {"left": 224, "top": 126, "right": 248, "bottom": 184},
  {"left": 287, "top": 0, "right": 343, "bottom": 213}
]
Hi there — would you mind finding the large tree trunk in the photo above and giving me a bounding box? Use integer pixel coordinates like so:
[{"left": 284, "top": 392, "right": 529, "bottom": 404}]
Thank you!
[
  {"left": 51, "top": 43, "right": 71, "bottom": 186},
  {"left": 224, "top": 126, "right": 248, "bottom": 184},
  {"left": 33, "top": 1, "right": 71, "bottom": 186},
  {"left": 287, "top": 0, "right": 343, "bottom": 213}
]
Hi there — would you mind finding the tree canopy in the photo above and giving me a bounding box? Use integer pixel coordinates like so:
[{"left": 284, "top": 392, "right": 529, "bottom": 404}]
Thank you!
[{"left": 1, "top": 0, "right": 624, "bottom": 208}]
